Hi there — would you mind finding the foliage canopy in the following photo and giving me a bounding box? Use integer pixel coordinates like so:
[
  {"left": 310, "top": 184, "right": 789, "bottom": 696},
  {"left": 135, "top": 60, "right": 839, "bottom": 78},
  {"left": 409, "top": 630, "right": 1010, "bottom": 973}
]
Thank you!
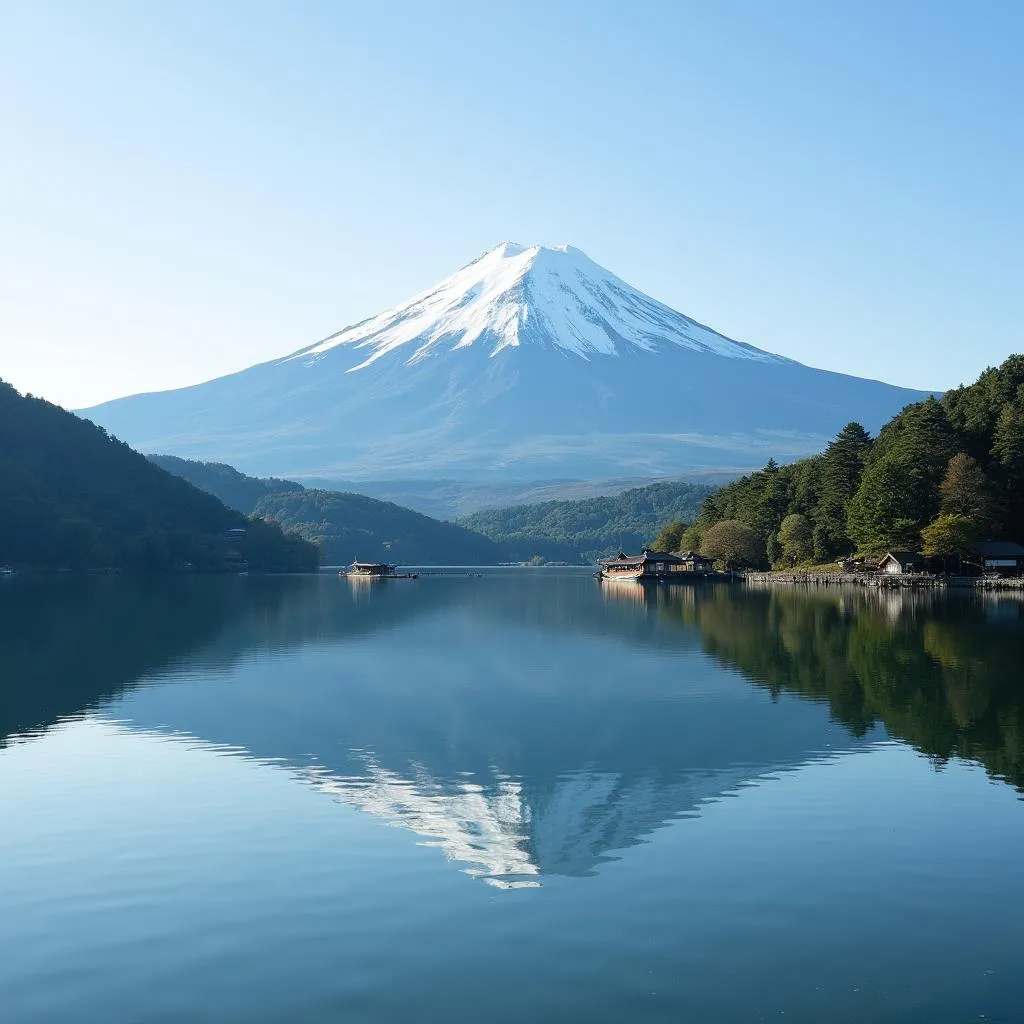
[{"left": 676, "top": 356, "right": 1024, "bottom": 567}]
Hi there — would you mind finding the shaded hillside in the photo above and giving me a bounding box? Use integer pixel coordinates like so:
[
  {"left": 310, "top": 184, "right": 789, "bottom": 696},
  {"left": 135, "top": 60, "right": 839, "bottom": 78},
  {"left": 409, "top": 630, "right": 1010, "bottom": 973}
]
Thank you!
[
  {"left": 460, "top": 481, "right": 716, "bottom": 561},
  {"left": 152, "top": 456, "right": 583, "bottom": 564},
  {"left": 254, "top": 489, "right": 575, "bottom": 565},
  {"left": 0, "top": 381, "right": 317, "bottom": 572},
  {"left": 150, "top": 454, "right": 303, "bottom": 514},
  {"left": 292, "top": 474, "right": 734, "bottom": 519},
  {"left": 679, "top": 355, "right": 1024, "bottom": 567}
]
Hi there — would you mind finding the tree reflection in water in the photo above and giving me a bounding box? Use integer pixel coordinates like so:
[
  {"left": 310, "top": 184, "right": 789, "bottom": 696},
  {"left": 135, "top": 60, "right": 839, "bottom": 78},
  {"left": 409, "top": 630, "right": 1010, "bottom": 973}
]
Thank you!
[{"left": 613, "top": 581, "right": 1024, "bottom": 792}]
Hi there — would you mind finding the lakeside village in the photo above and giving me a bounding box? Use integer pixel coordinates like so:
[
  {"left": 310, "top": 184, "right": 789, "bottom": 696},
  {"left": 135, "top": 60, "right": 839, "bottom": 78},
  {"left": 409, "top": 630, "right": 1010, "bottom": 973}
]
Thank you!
[
  {"left": 5, "top": 527, "right": 1024, "bottom": 590},
  {"left": 331, "top": 541, "right": 1024, "bottom": 591},
  {"left": 595, "top": 541, "right": 1024, "bottom": 589}
]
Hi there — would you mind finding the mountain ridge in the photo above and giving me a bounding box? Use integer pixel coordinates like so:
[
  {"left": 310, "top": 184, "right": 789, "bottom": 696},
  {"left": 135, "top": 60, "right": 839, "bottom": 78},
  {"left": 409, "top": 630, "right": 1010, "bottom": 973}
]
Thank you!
[
  {"left": 286, "top": 241, "right": 786, "bottom": 368},
  {"left": 81, "top": 242, "right": 935, "bottom": 482}
]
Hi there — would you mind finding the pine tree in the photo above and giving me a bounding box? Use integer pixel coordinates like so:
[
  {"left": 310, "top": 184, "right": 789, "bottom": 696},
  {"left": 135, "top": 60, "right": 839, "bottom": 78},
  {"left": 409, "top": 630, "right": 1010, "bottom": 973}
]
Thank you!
[
  {"left": 939, "top": 453, "right": 991, "bottom": 524},
  {"left": 991, "top": 398, "right": 1024, "bottom": 539},
  {"left": 992, "top": 401, "right": 1024, "bottom": 475},
  {"left": 813, "top": 422, "right": 872, "bottom": 558},
  {"left": 847, "top": 456, "right": 924, "bottom": 552},
  {"left": 921, "top": 513, "right": 981, "bottom": 572},
  {"left": 777, "top": 513, "right": 814, "bottom": 565}
]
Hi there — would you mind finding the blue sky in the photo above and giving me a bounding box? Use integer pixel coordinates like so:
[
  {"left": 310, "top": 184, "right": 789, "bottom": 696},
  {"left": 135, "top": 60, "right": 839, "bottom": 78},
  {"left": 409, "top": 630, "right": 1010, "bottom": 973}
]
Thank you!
[{"left": 1, "top": 0, "right": 1021, "bottom": 408}]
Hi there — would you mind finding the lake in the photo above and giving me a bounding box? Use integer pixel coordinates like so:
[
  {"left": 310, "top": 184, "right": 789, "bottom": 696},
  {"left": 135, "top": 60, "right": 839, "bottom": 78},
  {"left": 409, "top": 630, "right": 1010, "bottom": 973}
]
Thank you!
[{"left": 1, "top": 570, "right": 1022, "bottom": 1023}]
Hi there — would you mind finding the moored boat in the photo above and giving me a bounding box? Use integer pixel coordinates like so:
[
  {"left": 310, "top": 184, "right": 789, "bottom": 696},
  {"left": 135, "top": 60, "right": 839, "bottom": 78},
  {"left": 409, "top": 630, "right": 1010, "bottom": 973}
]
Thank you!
[{"left": 341, "top": 561, "right": 418, "bottom": 580}]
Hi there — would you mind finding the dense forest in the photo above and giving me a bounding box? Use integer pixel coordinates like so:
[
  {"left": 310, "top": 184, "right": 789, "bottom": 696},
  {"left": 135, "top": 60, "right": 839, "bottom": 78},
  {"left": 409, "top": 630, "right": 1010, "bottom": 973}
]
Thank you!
[
  {"left": 149, "top": 455, "right": 303, "bottom": 514},
  {"left": 460, "top": 481, "right": 716, "bottom": 562},
  {"left": 655, "top": 356, "right": 1024, "bottom": 569},
  {"left": 0, "top": 381, "right": 318, "bottom": 572},
  {"left": 160, "top": 457, "right": 715, "bottom": 563},
  {"left": 252, "top": 489, "right": 576, "bottom": 565}
]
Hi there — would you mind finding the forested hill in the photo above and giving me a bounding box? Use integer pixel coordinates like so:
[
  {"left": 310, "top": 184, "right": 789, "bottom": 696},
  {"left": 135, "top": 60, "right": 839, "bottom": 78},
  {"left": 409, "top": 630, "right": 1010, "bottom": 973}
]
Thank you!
[
  {"left": 149, "top": 455, "right": 303, "bottom": 514},
  {"left": 254, "top": 490, "right": 569, "bottom": 565},
  {"left": 152, "top": 457, "right": 582, "bottom": 564},
  {"left": 675, "top": 355, "right": 1024, "bottom": 569},
  {"left": 459, "top": 481, "right": 717, "bottom": 562},
  {"left": 0, "top": 381, "right": 318, "bottom": 572}
]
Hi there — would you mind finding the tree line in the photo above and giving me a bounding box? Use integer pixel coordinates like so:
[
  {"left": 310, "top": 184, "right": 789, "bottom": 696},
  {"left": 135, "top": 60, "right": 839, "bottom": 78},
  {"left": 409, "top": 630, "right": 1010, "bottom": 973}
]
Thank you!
[
  {"left": 462, "top": 480, "right": 715, "bottom": 562},
  {"left": 653, "top": 355, "right": 1024, "bottom": 569}
]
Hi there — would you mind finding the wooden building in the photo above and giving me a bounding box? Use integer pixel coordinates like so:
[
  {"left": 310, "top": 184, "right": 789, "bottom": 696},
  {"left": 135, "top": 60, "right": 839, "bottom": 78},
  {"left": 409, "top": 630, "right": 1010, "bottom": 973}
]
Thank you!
[
  {"left": 878, "top": 551, "right": 924, "bottom": 575},
  {"left": 598, "top": 548, "right": 714, "bottom": 582},
  {"left": 974, "top": 541, "right": 1024, "bottom": 577}
]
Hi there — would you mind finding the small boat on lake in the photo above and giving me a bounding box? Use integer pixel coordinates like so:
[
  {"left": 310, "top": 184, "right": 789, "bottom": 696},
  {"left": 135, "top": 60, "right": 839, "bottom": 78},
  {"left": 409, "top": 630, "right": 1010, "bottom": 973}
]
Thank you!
[
  {"left": 342, "top": 561, "right": 418, "bottom": 580},
  {"left": 597, "top": 548, "right": 715, "bottom": 583}
]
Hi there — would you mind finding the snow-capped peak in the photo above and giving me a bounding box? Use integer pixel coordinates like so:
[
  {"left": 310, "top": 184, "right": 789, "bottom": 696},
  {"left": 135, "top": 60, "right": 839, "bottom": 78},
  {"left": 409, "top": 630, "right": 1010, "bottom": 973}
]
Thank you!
[{"left": 291, "top": 242, "right": 782, "bottom": 371}]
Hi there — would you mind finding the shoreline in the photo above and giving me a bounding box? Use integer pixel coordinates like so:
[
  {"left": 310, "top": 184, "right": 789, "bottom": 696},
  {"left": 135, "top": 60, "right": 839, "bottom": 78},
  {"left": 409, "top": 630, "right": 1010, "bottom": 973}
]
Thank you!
[{"left": 742, "top": 572, "right": 1024, "bottom": 591}]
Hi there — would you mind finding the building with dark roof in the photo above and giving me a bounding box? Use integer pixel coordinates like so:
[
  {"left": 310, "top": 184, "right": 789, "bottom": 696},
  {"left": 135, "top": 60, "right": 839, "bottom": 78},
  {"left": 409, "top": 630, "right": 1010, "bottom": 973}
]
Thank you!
[
  {"left": 878, "top": 551, "right": 925, "bottom": 574},
  {"left": 974, "top": 541, "right": 1024, "bottom": 576},
  {"left": 598, "top": 547, "right": 714, "bottom": 581}
]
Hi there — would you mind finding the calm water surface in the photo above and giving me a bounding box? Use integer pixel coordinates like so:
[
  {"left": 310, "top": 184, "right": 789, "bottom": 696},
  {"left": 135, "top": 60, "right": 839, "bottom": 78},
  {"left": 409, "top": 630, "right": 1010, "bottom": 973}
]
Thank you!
[{"left": 1, "top": 570, "right": 1022, "bottom": 1022}]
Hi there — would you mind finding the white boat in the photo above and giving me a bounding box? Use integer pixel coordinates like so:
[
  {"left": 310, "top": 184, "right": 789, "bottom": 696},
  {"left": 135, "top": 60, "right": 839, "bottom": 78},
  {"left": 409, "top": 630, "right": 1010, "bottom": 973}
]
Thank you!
[{"left": 341, "top": 561, "right": 418, "bottom": 580}]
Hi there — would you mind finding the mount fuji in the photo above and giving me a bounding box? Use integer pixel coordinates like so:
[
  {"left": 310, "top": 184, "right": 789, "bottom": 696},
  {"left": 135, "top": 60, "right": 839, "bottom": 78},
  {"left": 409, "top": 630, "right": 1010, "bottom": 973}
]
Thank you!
[{"left": 82, "top": 242, "right": 932, "bottom": 482}]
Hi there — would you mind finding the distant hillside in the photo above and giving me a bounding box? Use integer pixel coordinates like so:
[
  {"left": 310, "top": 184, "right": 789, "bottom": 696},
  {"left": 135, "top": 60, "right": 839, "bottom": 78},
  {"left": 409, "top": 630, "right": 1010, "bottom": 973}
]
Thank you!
[
  {"left": 0, "top": 381, "right": 317, "bottom": 572},
  {"left": 150, "top": 455, "right": 302, "bottom": 514},
  {"left": 254, "top": 489, "right": 562, "bottom": 565},
  {"left": 291, "top": 473, "right": 735, "bottom": 519},
  {"left": 459, "top": 481, "right": 717, "bottom": 561}
]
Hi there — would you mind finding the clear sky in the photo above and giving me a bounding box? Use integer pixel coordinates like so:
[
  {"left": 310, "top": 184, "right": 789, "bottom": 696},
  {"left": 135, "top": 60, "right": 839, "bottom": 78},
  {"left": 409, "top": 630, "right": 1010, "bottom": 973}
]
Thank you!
[{"left": 1, "top": 0, "right": 1021, "bottom": 409}]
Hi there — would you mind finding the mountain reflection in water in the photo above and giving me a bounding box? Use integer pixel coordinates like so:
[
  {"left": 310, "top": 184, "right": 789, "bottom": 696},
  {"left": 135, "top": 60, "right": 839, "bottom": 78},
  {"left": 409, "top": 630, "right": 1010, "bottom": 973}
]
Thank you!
[{"left": 2, "top": 572, "right": 1021, "bottom": 887}]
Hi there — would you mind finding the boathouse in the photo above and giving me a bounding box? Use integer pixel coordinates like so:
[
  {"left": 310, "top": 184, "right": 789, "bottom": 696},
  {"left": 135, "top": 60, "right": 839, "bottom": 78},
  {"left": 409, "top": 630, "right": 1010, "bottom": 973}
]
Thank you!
[
  {"left": 348, "top": 561, "right": 397, "bottom": 577},
  {"left": 599, "top": 548, "right": 714, "bottom": 580},
  {"left": 678, "top": 550, "right": 715, "bottom": 572},
  {"left": 974, "top": 541, "right": 1024, "bottom": 577},
  {"left": 879, "top": 551, "right": 924, "bottom": 575}
]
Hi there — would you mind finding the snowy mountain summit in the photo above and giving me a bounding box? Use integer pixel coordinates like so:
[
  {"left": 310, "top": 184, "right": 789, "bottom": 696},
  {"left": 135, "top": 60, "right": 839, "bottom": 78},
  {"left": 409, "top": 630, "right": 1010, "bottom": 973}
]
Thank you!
[
  {"left": 295, "top": 242, "right": 780, "bottom": 369},
  {"left": 83, "top": 242, "right": 932, "bottom": 482}
]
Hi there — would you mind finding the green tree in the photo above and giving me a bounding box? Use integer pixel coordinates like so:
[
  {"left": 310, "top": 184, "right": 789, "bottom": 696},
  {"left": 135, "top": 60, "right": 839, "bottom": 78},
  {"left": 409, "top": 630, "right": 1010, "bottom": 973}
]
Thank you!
[
  {"left": 943, "top": 356, "right": 1024, "bottom": 460},
  {"left": 873, "top": 397, "right": 957, "bottom": 478},
  {"left": 992, "top": 400, "right": 1024, "bottom": 475},
  {"left": 813, "top": 422, "right": 872, "bottom": 558},
  {"left": 700, "top": 519, "right": 766, "bottom": 569},
  {"left": 846, "top": 456, "right": 924, "bottom": 552},
  {"left": 939, "top": 453, "right": 991, "bottom": 525},
  {"left": 991, "top": 392, "right": 1024, "bottom": 537},
  {"left": 777, "top": 513, "right": 814, "bottom": 565},
  {"left": 921, "top": 514, "right": 981, "bottom": 573},
  {"left": 653, "top": 520, "right": 686, "bottom": 552},
  {"left": 680, "top": 524, "right": 703, "bottom": 552}
]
